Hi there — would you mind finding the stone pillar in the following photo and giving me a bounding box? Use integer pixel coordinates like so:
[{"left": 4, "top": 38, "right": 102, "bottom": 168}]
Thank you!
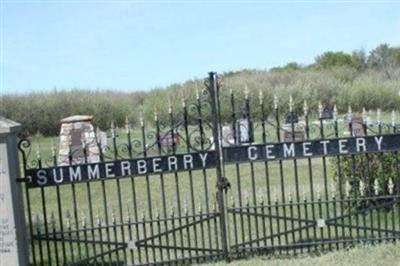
[
  {"left": 57, "top": 115, "right": 100, "bottom": 166},
  {"left": 0, "top": 117, "right": 29, "bottom": 266}
]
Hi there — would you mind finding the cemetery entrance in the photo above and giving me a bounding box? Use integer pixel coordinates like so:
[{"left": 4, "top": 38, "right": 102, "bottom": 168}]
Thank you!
[{"left": 18, "top": 72, "right": 400, "bottom": 265}]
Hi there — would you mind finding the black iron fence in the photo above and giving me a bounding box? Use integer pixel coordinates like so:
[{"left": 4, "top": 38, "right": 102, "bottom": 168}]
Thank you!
[{"left": 18, "top": 72, "right": 400, "bottom": 265}]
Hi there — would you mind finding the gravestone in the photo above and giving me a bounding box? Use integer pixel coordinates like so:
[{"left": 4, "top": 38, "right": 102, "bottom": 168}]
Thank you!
[
  {"left": 0, "top": 117, "right": 29, "bottom": 266},
  {"left": 350, "top": 115, "right": 364, "bottom": 137},
  {"left": 222, "top": 124, "right": 234, "bottom": 146},
  {"left": 96, "top": 127, "right": 108, "bottom": 152},
  {"left": 235, "top": 118, "right": 253, "bottom": 143},
  {"left": 58, "top": 115, "right": 100, "bottom": 165},
  {"left": 283, "top": 130, "right": 305, "bottom": 142},
  {"left": 320, "top": 107, "right": 333, "bottom": 120},
  {"left": 158, "top": 131, "right": 180, "bottom": 147},
  {"left": 283, "top": 114, "right": 304, "bottom": 142}
]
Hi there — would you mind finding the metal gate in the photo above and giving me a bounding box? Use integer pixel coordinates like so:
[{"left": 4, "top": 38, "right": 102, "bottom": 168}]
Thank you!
[{"left": 18, "top": 72, "right": 400, "bottom": 265}]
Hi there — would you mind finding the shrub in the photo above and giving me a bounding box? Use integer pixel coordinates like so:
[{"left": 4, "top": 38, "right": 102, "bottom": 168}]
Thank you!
[{"left": 331, "top": 152, "right": 399, "bottom": 211}]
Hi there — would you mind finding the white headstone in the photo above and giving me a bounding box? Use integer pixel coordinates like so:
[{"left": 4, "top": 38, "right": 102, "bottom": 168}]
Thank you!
[
  {"left": 236, "top": 118, "right": 251, "bottom": 143},
  {"left": 222, "top": 124, "right": 234, "bottom": 146}
]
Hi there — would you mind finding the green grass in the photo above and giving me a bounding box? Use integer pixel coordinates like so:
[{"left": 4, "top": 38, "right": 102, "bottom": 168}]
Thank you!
[{"left": 205, "top": 243, "right": 400, "bottom": 266}]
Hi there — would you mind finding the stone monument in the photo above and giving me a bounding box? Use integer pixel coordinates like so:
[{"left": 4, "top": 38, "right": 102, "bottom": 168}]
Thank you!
[{"left": 58, "top": 115, "right": 100, "bottom": 165}]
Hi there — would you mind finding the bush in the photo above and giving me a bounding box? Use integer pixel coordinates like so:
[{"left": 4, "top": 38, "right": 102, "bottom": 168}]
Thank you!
[{"left": 331, "top": 152, "right": 399, "bottom": 211}]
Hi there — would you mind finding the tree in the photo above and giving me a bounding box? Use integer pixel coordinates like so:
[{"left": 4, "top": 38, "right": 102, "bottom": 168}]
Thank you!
[
  {"left": 315, "top": 51, "right": 355, "bottom": 68},
  {"left": 351, "top": 49, "right": 367, "bottom": 70},
  {"left": 283, "top": 62, "right": 301, "bottom": 71},
  {"left": 367, "top": 44, "right": 400, "bottom": 78},
  {"left": 368, "top": 44, "right": 392, "bottom": 68},
  {"left": 269, "top": 62, "right": 302, "bottom": 72}
]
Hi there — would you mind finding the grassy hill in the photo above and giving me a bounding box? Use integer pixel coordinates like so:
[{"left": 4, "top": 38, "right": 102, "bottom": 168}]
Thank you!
[{"left": 1, "top": 44, "right": 400, "bottom": 137}]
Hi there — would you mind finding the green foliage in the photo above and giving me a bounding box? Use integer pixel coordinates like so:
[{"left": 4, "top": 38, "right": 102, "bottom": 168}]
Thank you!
[
  {"left": 2, "top": 66, "right": 400, "bottom": 137},
  {"left": 314, "top": 49, "right": 370, "bottom": 70},
  {"left": 350, "top": 49, "right": 368, "bottom": 70},
  {"left": 330, "top": 152, "right": 399, "bottom": 210},
  {"left": 315, "top": 51, "right": 357, "bottom": 68},
  {"left": 1, "top": 43, "right": 400, "bottom": 137},
  {"left": 368, "top": 44, "right": 400, "bottom": 69},
  {"left": 0, "top": 90, "right": 143, "bottom": 136},
  {"left": 270, "top": 62, "right": 302, "bottom": 72}
]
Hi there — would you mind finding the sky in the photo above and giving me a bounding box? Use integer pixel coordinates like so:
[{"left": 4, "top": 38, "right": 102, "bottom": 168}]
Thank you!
[{"left": 1, "top": 1, "right": 400, "bottom": 94}]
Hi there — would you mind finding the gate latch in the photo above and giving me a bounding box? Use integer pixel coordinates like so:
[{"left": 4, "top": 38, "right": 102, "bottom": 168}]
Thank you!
[{"left": 217, "top": 177, "right": 231, "bottom": 193}]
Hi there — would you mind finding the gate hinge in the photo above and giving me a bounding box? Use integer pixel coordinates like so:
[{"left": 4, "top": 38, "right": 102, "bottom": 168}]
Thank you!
[
  {"left": 217, "top": 177, "right": 231, "bottom": 193},
  {"left": 16, "top": 176, "right": 31, "bottom": 183}
]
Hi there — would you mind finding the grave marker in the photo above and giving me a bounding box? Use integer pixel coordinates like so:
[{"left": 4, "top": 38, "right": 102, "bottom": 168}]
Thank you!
[
  {"left": 235, "top": 118, "right": 253, "bottom": 143},
  {"left": 350, "top": 115, "right": 365, "bottom": 137}
]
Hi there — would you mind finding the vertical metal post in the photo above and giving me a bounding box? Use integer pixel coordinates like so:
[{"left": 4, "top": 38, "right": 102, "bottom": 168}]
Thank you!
[{"left": 206, "top": 72, "right": 229, "bottom": 259}]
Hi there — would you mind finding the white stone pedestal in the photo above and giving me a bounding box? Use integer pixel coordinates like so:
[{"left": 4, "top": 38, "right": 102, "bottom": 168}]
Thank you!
[{"left": 0, "top": 117, "right": 29, "bottom": 266}]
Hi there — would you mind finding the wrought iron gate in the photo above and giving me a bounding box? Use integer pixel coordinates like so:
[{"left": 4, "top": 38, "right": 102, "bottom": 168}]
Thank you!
[{"left": 18, "top": 72, "right": 400, "bottom": 265}]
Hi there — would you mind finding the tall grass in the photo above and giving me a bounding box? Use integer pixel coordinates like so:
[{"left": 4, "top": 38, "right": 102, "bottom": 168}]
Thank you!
[
  {"left": 0, "top": 90, "right": 146, "bottom": 136},
  {"left": 1, "top": 67, "right": 399, "bottom": 136}
]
